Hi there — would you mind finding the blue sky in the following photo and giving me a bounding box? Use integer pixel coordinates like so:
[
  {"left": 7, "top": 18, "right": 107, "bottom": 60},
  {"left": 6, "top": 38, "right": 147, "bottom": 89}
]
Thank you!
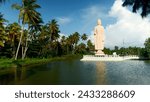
[
  {"left": 1, "top": 0, "right": 150, "bottom": 48},
  {"left": 0, "top": 0, "right": 115, "bottom": 35}
]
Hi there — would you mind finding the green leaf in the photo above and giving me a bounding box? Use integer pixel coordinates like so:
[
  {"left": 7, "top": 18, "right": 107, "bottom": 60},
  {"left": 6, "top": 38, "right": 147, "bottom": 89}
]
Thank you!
[
  {"left": 0, "top": 41, "right": 4, "bottom": 47},
  {"left": 12, "top": 4, "right": 21, "bottom": 10}
]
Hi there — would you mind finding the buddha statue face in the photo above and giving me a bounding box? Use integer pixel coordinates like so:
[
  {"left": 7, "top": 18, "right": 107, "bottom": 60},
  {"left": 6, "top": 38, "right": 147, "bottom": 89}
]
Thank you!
[{"left": 97, "top": 19, "right": 101, "bottom": 25}]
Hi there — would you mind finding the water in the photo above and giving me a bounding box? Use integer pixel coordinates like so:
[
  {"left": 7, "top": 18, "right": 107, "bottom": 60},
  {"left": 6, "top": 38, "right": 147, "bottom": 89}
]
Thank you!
[{"left": 0, "top": 60, "right": 150, "bottom": 85}]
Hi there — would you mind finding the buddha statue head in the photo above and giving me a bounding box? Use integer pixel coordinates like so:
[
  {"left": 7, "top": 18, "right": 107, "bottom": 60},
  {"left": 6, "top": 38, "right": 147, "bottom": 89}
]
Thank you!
[{"left": 97, "top": 19, "right": 101, "bottom": 25}]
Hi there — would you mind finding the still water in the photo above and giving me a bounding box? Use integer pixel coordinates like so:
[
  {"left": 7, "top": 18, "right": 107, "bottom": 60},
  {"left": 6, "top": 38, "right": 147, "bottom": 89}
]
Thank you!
[{"left": 0, "top": 60, "right": 150, "bottom": 85}]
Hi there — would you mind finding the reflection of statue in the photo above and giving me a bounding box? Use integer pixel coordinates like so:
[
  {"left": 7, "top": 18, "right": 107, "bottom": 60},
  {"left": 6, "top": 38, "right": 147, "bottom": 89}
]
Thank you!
[
  {"left": 94, "top": 19, "right": 105, "bottom": 55},
  {"left": 96, "top": 62, "right": 106, "bottom": 84}
]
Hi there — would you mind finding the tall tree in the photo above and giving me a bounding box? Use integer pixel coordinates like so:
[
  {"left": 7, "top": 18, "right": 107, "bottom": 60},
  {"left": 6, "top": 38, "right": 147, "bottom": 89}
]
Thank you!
[
  {"left": 144, "top": 38, "right": 150, "bottom": 58},
  {"left": 0, "top": 0, "right": 6, "bottom": 3},
  {"left": 6, "top": 22, "right": 21, "bottom": 58},
  {"left": 123, "top": 0, "right": 150, "bottom": 17},
  {"left": 69, "top": 32, "right": 80, "bottom": 54},
  {"left": 87, "top": 39, "right": 94, "bottom": 52},
  {"left": 47, "top": 19, "right": 60, "bottom": 42},
  {"left": 12, "top": 0, "right": 42, "bottom": 60},
  {"left": 72, "top": 32, "right": 80, "bottom": 46},
  {"left": 81, "top": 33, "right": 87, "bottom": 41},
  {"left": 0, "top": 13, "right": 7, "bottom": 47}
]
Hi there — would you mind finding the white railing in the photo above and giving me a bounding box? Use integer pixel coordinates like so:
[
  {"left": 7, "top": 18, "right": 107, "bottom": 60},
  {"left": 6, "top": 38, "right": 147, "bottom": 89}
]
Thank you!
[{"left": 83, "top": 55, "right": 139, "bottom": 58}]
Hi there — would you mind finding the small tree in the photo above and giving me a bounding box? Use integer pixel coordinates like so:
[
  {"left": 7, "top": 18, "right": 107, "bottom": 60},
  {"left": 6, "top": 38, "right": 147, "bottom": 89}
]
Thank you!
[{"left": 144, "top": 38, "right": 150, "bottom": 58}]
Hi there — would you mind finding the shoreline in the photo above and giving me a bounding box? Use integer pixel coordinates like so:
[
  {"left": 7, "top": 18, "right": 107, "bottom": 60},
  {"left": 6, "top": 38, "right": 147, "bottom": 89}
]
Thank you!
[{"left": 0, "top": 54, "right": 82, "bottom": 69}]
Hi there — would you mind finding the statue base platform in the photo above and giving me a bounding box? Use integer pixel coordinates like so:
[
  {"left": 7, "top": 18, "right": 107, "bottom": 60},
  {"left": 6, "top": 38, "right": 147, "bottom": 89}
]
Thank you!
[
  {"left": 95, "top": 50, "right": 105, "bottom": 56},
  {"left": 95, "top": 54, "right": 105, "bottom": 56},
  {"left": 80, "top": 55, "right": 139, "bottom": 61}
]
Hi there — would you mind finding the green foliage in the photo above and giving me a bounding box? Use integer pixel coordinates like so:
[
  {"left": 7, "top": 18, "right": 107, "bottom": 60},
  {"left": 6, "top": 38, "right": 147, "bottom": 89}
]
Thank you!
[
  {"left": 103, "top": 47, "right": 113, "bottom": 55},
  {"left": 123, "top": 0, "right": 150, "bottom": 17},
  {"left": 0, "top": 13, "right": 8, "bottom": 47},
  {"left": 144, "top": 38, "right": 150, "bottom": 58},
  {"left": 12, "top": 0, "right": 43, "bottom": 60},
  {"left": 0, "top": 0, "right": 150, "bottom": 61},
  {"left": 47, "top": 19, "right": 60, "bottom": 41},
  {"left": 87, "top": 40, "right": 94, "bottom": 52},
  {"left": 81, "top": 33, "right": 87, "bottom": 41},
  {"left": 0, "top": 0, "right": 6, "bottom": 3}
]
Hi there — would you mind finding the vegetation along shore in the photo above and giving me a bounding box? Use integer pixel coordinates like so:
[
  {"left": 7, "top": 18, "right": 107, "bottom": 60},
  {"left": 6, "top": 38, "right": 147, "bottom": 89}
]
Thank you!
[{"left": 0, "top": 0, "right": 150, "bottom": 69}]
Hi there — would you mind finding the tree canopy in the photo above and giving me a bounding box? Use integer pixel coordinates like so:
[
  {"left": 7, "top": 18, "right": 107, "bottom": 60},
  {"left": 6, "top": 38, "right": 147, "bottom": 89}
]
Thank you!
[{"left": 123, "top": 0, "right": 150, "bottom": 17}]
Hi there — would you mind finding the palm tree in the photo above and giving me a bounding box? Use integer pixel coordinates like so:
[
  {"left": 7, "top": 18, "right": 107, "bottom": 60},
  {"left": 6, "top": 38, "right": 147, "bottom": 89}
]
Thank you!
[
  {"left": 47, "top": 19, "right": 60, "bottom": 42},
  {"left": 81, "top": 33, "right": 87, "bottom": 41},
  {"left": 38, "top": 25, "right": 50, "bottom": 57},
  {"left": 6, "top": 22, "right": 21, "bottom": 58},
  {"left": 144, "top": 38, "right": 150, "bottom": 58},
  {"left": 0, "top": 13, "right": 8, "bottom": 47},
  {"left": 45, "top": 19, "right": 60, "bottom": 56},
  {"left": 72, "top": 32, "right": 80, "bottom": 46},
  {"left": 0, "top": 0, "right": 6, "bottom": 3},
  {"left": 87, "top": 40, "right": 94, "bottom": 51},
  {"left": 123, "top": 0, "right": 150, "bottom": 17},
  {"left": 69, "top": 32, "right": 80, "bottom": 54},
  {"left": 12, "top": 0, "right": 42, "bottom": 60}
]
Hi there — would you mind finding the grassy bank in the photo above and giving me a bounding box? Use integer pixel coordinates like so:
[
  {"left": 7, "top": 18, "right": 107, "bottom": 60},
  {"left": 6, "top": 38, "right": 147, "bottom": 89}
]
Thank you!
[{"left": 0, "top": 54, "right": 82, "bottom": 69}]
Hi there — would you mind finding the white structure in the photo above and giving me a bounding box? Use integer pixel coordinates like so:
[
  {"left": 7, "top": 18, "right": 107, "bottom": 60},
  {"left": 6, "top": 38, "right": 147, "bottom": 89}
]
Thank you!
[
  {"left": 80, "top": 55, "right": 139, "bottom": 61},
  {"left": 94, "top": 19, "right": 105, "bottom": 55}
]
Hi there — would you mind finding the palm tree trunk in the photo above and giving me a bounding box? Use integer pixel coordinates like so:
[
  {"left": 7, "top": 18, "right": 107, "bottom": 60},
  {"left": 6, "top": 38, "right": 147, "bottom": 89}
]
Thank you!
[
  {"left": 67, "top": 45, "right": 69, "bottom": 54},
  {"left": 12, "top": 35, "right": 15, "bottom": 58},
  {"left": 22, "top": 25, "right": 30, "bottom": 60},
  {"left": 15, "top": 24, "right": 25, "bottom": 60},
  {"left": 22, "top": 44, "right": 28, "bottom": 59}
]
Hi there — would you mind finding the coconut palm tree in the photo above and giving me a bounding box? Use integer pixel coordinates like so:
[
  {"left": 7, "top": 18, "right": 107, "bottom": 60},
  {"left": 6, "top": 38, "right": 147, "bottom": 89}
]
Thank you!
[
  {"left": 123, "top": 0, "right": 150, "bottom": 17},
  {"left": 12, "top": 0, "right": 42, "bottom": 60},
  {"left": 47, "top": 19, "right": 60, "bottom": 42},
  {"left": 0, "top": 0, "right": 6, "bottom": 3},
  {"left": 72, "top": 32, "right": 80, "bottom": 47},
  {"left": 0, "top": 13, "right": 8, "bottom": 47},
  {"left": 87, "top": 39, "right": 94, "bottom": 51},
  {"left": 6, "top": 22, "right": 21, "bottom": 58},
  {"left": 68, "top": 32, "right": 80, "bottom": 54},
  {"left": 81, "top": 33, "right": 87, "bottom": 41}
]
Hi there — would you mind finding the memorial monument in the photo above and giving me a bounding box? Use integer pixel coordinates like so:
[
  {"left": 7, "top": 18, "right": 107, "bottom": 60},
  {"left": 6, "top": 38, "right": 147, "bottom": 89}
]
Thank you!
[{"left": 94, "top": 19, "right": 105, "bottom": 55}]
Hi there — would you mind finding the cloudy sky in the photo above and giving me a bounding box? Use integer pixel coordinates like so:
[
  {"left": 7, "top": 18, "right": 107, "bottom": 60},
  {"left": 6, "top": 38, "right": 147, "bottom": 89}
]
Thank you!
[{"left": 1, "top": 0, "right": 150, "bottom": 48}]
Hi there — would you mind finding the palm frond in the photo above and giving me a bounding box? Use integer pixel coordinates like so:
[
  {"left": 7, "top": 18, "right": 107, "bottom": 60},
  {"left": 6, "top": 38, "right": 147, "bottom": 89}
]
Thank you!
[{"left": 12, "top": 3, "right": 21, "bottom": 10}]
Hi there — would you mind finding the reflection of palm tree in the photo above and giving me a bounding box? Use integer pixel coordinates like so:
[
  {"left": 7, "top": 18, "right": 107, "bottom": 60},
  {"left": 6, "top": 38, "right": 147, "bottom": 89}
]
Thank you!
[
  {"left": 95, "top": 62, "right": 106, "bottom": 85},
  {"left": 20, "top": 67, "right": 26, "bottom": 80}
]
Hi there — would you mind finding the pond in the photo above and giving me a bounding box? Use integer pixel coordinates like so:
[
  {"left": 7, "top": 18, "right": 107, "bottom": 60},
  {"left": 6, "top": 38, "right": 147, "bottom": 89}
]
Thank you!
[{"left": 0, "top": 60, "right": 150, "bottom": 85}]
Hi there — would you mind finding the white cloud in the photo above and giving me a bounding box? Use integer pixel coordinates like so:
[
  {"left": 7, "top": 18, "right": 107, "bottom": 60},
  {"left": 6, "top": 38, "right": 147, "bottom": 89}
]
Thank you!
[
  {"left": 58, "top": 33, "right": 68, "bottom": 42},
  {"left": 82, "top": 5, "right": 107, "bottom": 20},
  {"left": 80, "top": 5, "right": 108, "bottom": 33},
  {"left": 57, "top": 17, "right": 71, "bottom": 25},
  {"left": 105, "top": 0, "right": 150, "bottom": 48},
  {"left": 87, "top": 31, "right": 95, "bottom": 44}
]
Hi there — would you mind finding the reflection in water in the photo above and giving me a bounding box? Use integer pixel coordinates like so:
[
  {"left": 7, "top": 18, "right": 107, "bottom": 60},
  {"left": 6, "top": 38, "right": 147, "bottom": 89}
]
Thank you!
[
  {"left": 0, "top": 67, "right": 27, "bottom": 85},
  {"left": 0, "top": 67, "right": 16, "bottom": 84},
  {"left": 0, "top": 60, "right": 150, "bottom": 85},
  {"left": 95, "top": 62, "right": 106, "bottom": 85}
]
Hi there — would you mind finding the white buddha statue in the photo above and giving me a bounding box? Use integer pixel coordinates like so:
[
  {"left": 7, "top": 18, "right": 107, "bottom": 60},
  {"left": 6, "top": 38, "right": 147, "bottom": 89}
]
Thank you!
[{"left": 94, "top": 19, "right": 105, "bottom": 55}]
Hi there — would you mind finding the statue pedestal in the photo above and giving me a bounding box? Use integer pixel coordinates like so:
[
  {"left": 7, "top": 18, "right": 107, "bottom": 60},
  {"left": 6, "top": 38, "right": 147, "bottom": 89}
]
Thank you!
[{"left": 95, "top": 50, "right": 105, "bottom": 56}]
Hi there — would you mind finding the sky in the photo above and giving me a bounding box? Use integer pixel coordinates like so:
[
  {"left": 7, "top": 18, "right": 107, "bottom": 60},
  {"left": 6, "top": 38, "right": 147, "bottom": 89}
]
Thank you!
[{"left": 0, "top": 0, "right": 150, "bottom": 48}]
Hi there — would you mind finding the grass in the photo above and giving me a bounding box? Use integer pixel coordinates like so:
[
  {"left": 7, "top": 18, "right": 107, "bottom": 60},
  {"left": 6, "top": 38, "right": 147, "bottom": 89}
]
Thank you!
[
  {"left": 0, "top": 54, "right": 82, "bottom": 69},
  {"left": 0, "top": 59, "right": 16, "bottom": 69}
]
